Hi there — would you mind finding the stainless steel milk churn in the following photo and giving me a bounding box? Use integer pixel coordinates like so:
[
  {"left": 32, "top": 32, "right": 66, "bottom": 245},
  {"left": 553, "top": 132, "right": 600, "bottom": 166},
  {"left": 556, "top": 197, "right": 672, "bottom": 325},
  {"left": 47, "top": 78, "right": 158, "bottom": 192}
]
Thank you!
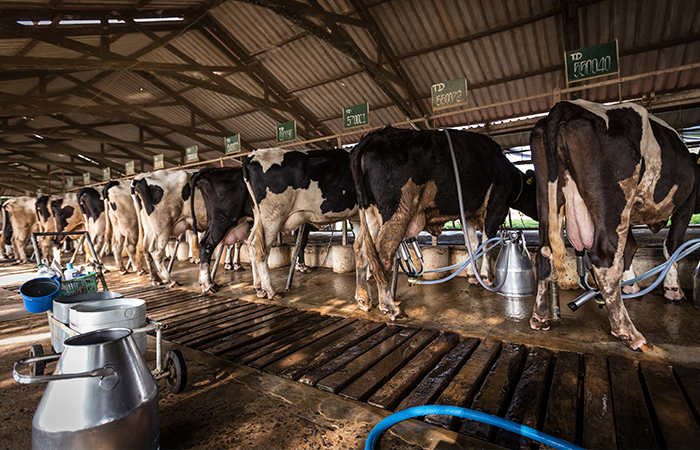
[
  {"left": 494, "top": 229, "right": 537, "bottom": 297},
  {"left": 13, "top": 328, "right": 159, "bottom": 450}
]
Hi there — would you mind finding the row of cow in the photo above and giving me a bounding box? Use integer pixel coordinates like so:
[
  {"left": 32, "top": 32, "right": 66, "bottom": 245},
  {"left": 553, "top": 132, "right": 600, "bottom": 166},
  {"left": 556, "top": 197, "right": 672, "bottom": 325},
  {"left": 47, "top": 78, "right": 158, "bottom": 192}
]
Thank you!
[{"left": 1, "top": 99, "right": 697, "bottom": 352}]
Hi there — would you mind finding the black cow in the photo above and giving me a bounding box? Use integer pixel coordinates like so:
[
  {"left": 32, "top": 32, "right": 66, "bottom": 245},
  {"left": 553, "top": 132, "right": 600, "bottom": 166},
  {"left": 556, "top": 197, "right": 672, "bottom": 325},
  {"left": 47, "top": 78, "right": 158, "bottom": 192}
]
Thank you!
[
  {"left": 0, "top": 204, "right": 13, "bottom": 259},
  {"left": 243, "top": 147, "right": 360, "bottom": 299},
  {"left": 530, "top": 99, "right": 700, "bottom": 352},
  {"left": 77, "top": 187, "right": 109, "bottom": 260},
  {"left": 190, "top": 167, "right": 254, "bottom": 293},
  {"left": 351, "top": 126, "right": 538, "bottom": 320},
  {"left": 34, "top": 195, "right": 58, "bottom": 260}
]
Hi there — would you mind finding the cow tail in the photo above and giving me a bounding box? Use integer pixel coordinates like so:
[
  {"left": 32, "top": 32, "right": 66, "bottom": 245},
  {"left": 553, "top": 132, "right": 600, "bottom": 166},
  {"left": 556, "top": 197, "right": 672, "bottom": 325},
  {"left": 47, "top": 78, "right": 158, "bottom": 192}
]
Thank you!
[
  {"left": 190, "top": 172, "right": 201, "bottom": 248},
  {"left": 543, "top": 104, "right": 568, "bottom": 282},
  {"left": 241, "top": 159, "right": 266, "bottom": 261},
  {"left": 351, "top": 139, "right": 388, "bottom": 287}
]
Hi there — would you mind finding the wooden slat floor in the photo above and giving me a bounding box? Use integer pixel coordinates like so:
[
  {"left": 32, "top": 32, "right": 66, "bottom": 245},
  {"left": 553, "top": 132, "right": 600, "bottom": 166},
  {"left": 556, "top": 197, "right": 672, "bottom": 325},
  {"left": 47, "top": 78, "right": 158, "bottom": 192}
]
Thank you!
[{"left": 96, "top": 281, "right": 700, "bottom": 450}]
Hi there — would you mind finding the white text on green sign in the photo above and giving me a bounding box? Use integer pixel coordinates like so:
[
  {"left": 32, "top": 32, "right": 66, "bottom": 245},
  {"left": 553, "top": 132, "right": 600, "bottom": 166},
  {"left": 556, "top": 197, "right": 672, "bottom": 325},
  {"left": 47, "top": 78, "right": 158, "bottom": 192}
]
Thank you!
[
  {"left": 154, "top": 154, "right": 164, "bottom": 170},
  {"left": 343, "top": 103, "right": 369, "bottom": 129},
  {"left": 186, "top": 145, "right": 199, "bottom": 163},
  {"left": 565, "top": 40, "right": 619, "bottom": 83},
  {"left": 277, "top": 121, "right": 296, "bottom": 143},
  {"left": 83, "top": 173, "right": 90, "bottom": 185},
  {"left": 431, "top": 77, "right": 468, "bottom": 111},
  {"left": 125, "top": 161, "right": 134, "bottom": 176},
  {"left": 103, "top": 167, "right": 111, "bottom": 180},
  {"left": 66, "top": 177, "right": 73, "bottom": 189},
  {"left": 225, "top": 135, "right": 240, "bottom": 154}
]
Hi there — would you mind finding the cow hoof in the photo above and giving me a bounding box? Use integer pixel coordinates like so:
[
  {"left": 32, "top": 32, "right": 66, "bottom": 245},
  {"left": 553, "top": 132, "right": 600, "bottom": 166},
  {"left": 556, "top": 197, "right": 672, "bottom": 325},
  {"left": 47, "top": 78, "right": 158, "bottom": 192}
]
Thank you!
[
  {"left": 119, "top": 269, "right": 129, "bottom": 275},
  {"left": 255, "top": 289, "right": 267, "bottom": 298},
  {"left": 137, "top": 269, "right": 146, "bottom": 276},
  {"left": 663, "top": 287, "right": 684, "bottom": 301},
  {"left": 622, "top": 284, "right": 641, "bottom": 295},
  {"left": 151, "top": 280, "right": 163, "bottom": 286},
  {"left": 168, "top": 281, "right": 180, "bottom": 288},
  {"left": 385, "top": 310, "right": 405, "bottom": 321},
  {"left": 224, "top": 263, "right": 232, "bottom": 271},
  {"left": 270, "top": 293, "right": 283, "bottom": 300},
  {"left": 467, "top": 275, "right": 478, "bottom": 285},
  {"left": 233, "top": 264, "right": 244, "bottom": 271},
  {"left": 202, "top": 285, "right": 217, "bottom": 294},
  {"left": 530, "top": 315, "right": 550, "bottom": 331},
  {"left": 356, "top": 298, "right": 373, "bottom": 312},
  {"left": 617, "top": 334, "right": 653, "bottom": 352},
  {"left": 295, "top": 263, "right": 313, "bottom": 273}
]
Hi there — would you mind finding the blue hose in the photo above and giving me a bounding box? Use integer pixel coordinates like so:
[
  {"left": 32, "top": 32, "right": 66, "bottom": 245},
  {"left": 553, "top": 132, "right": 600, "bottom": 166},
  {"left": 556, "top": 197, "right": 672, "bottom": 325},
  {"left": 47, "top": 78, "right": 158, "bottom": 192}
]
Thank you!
[{"left": 365, "top": 405, "right": 583, "bottom": 450}]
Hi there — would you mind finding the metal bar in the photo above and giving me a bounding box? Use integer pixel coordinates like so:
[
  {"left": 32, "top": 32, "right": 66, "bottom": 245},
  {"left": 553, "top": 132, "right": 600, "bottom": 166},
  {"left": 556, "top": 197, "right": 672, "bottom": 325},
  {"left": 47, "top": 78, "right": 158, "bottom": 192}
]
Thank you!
[
  {"left": 167, "top": 233, "right": 184, "bottom": 273},
  {"left": 286, "top": 223, "right": 306, "bottom": 291},
  {"left": 342, "top": 221, "right": 347, "bottom": 246},
  {"left": 391, "top": 253, "right": 399, "bottom": 301},
  {"left": 30, "top": 233, "right": 41, "bottom": 265},
  {"left": 69, "top": 235, "right": 85, "bottom": 265}
]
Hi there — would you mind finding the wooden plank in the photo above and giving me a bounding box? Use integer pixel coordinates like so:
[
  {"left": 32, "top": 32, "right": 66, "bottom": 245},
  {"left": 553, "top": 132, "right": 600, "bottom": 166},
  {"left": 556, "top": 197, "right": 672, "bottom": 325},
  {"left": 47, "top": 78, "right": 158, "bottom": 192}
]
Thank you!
[
  {"left": 425, "top": 339, "right": 501, "bottom": 430},
  {"left": 154, "top": 300, "right": 250, "bottom": 327},
  {"left": 494, "top": 346, "right": 553, "bottom": 449},
  {"left": 166, "top": 303, "right": 266, "bottom": 340},
  {"left": 316, "top": 326, "right": 420, "bottom": 394},
  {"left": 582, "top": 354, "right": 616, "bottom": 450},
  {"left": 675, "top": 365, "right": 700, "bottom": 419},
  {"left": 459, "top": 342, "right": 526, "bottom": 440},
  {"left": 608, "top": 357, "right": 658, "bottom": 449},
  {"left": 174, "top": 306, "right": 291, "bottom": 346},
  {"left": 541, "top": 351, "right": 581, "bottom": 447},
  {"left": 245, "top": 317, "right": 354, "bottom": 368},
  {"left": 368, "top": 331, "right": 459, "bottom": 410},
  {"left": 299, "top": 325, "right": 402, "bottom": 387},
  {"left": 204, "top": 312, "right": 324, "bottom": 357},
  {"left": 396, "top": 337, "right": 480, "bottom": 411},
  {"left": 212, "top": 314, "right": 333, "bottom": 358},
  {"left": 258, "top": 318, "right": 366, "bottom": 373},
  {"left": 642, "top": 360, "right": 700, "bottom": 449},
  {"left": 340, "top": 329, "right": 440, "bottom": 402},
  {"left": 279, "top": 321, "right": 386, "bottom": 381}
]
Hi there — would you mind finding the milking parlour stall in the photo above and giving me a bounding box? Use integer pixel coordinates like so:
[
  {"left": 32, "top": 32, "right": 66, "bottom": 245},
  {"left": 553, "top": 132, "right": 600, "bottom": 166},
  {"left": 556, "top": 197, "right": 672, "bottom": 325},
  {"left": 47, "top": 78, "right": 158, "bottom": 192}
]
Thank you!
[{"left": 1, "top": 1, "right": 700, "bottom": 449}]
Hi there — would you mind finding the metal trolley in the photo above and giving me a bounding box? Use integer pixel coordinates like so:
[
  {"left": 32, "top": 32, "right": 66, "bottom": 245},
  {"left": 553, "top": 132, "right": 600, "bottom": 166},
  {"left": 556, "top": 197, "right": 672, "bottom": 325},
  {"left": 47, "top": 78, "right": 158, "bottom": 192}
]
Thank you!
[{"left": 27, "top": 231, "right": 187, "bottom": 394}]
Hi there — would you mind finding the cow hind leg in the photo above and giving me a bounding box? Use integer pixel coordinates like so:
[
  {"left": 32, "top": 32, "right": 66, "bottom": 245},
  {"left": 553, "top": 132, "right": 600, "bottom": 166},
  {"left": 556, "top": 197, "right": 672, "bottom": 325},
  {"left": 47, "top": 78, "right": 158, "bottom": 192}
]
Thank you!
[
  {"left": 621, "top": 230, "right": 640, "bottom": 295},
  {"left": 530, "top": 248, "right": 554, "bottom": 330},
  {"left": 595, "top": 266, "right": 652, "bottom": 351},
  {"left": 662, "top": 241, "right": 684, "bottom": 301},
  {"left": 353, "top": 220, "right": 374, "bottom": 312}
]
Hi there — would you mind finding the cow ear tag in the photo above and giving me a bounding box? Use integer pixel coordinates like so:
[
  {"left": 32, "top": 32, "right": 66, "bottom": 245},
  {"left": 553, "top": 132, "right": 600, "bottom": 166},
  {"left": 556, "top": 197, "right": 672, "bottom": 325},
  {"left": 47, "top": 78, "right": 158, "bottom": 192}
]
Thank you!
[
  {"left": 526, "top": 177, "right": 534, "bottom": 185},
  {"left": 696, "top": 155, "right": 700, "bottom": 165}
]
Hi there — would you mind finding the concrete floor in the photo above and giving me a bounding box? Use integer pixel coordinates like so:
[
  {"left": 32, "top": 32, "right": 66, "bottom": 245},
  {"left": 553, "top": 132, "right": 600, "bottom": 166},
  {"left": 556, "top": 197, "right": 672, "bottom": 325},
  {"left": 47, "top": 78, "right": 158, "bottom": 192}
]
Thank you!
[{"left": 2, "top": 233, "right": 700, "bottom": 449}]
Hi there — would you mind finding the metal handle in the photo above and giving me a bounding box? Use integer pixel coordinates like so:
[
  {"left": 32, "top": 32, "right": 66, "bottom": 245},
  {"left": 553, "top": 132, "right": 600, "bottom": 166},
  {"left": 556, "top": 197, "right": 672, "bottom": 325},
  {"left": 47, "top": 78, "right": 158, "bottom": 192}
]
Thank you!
[{"left": 13, "top": 359, "right": 119, "bottom": 391}]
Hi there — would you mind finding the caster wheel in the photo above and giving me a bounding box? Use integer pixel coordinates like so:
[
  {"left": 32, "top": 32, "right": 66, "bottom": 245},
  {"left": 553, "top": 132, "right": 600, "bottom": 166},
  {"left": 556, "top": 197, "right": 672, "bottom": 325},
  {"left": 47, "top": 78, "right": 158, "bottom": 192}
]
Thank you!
[
  {"left": 29, "top": 344, "right": 45, "bottom": 376},
  {"left": 164, "top": 349, "right": 187, "bottom": 394}
]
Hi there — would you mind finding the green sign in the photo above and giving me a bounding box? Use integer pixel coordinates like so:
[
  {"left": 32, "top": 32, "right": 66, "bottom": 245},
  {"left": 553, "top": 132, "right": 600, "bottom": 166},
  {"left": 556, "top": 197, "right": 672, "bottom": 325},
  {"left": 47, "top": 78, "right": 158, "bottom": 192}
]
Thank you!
[
  {"left": 185, "top": 145, "right": 199, "bottom": 163},
  {"left": 102, "top": 167, "right": 111, "bottom": 181},
  {"left": 83, "top": 172, "right": 90, "bottom": 185},
  {"left": 431, "top": 77, "right": 468, "bottom": 111},
  {"left": 66, "top": 176, "right": 73, "bottom": 189},
  {"left": 25, "top": 190, "right": 30, "bottom": 196},
  {"left": 153, "top": 154, "right": 164, "bottom": 170},
  {"left": 343, "top": 102, "right": 370, "bottom": 129},
  {"left": 565, "top": 40, "right": 619, "bottom": 83},
  {"left": 276, "top": 121, "right": 296, "bottom": 144},
  {"left": 225, "top": 135, "right": 240, "bottom": 154},
  {"left": 37, "top": 188, "right": 42, "bottom": 196},
  {"left": 125, "top": 160, "right": 134, "bottom": 176}
]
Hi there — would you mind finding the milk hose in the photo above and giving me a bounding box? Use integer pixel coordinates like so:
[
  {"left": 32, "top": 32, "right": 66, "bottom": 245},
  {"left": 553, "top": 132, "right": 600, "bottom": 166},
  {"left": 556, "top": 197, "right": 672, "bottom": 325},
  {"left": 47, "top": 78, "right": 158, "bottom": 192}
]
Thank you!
[
  {"left": 412, "top": 237, "right": 501, "bottom": 285},
  {"left": 569, "top": 238, "right": 700, "bottom": 310},
  {"left": 364, "top": 405, "right": 583, "bottom": 450},
  {"left": 444, "top": 129, "right": 508, "bottom": 292}
]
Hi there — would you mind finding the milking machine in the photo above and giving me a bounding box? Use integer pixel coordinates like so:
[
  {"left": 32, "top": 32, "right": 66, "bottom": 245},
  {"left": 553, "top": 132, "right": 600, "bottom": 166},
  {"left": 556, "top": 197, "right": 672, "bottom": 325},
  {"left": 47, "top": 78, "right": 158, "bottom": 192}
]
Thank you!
[{"left": 393, "top": 129, "right": 537, "bottom": 299}]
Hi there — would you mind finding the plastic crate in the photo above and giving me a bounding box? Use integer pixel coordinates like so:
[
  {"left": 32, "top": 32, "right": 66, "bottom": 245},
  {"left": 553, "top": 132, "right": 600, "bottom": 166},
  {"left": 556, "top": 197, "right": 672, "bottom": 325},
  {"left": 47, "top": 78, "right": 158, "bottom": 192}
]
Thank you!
[{"left": 58, "top": 272, "right": 99, "bottom": 297}]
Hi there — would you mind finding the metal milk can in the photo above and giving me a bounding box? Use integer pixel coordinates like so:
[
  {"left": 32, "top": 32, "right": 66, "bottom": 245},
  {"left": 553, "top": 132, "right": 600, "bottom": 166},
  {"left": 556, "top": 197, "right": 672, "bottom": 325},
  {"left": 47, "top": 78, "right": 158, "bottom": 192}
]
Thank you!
[
  {"left": 13, "top": 328, "right": 159, "bottom": 450},
  {"left": 494, "top": 229, "right": 537, "bottom": 298}
]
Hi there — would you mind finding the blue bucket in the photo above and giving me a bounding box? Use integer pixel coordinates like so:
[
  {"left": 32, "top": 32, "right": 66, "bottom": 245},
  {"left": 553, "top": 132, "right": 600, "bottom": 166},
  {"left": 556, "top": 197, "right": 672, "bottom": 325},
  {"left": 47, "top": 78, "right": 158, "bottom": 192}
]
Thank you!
[{"left": 20, "top": 277, "right": 61, "bottom": 313}]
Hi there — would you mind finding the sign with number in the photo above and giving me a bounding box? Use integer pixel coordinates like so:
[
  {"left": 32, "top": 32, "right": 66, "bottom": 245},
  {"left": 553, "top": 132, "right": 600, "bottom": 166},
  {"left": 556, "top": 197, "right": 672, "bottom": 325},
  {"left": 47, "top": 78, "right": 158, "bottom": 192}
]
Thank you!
[
  {"left": 565, "top": 40, "right": 619, "bottom": 83},
  {"left": 37, "top": 188, "right": 42, "bottom": 196},
  {"left": 102, "top": 167, "right": 111, "bottom": 181},
  {"left": 431, "top": 77, "right": 468, "bottom": 112},
  {"left": 225, "top": 135, "right": 240, "bottom": 154},
  {"left": 154, "top": 154, "right": 164, "bottom": 170},
  {"left": 125, "top": 160, "right": 134, "bottom": 176},
  {"left": 83, "top": 172, "right": 90, "bottom": 185},
  {"left": 276, "top": 121, "right": 296, "bottom": 144},
  {"left": 343, "top": 102, "right": 370, "bottom": 129},
  {"left": 185, "top": 145, "right": 199, "bottom": 163},
  {"left": 66, "top": 177, "right": 73, "bottom": 189}
]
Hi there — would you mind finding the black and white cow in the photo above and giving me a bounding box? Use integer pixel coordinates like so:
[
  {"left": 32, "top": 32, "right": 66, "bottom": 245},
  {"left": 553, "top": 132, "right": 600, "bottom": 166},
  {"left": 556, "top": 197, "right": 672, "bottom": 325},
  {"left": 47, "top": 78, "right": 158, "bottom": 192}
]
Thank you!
[
  {"left": 103, "top": 180, "right": 145, "bottom": 275},
  {"left": 77, "top": 187, "right": 109, "bottom": 261},
  {"left": 242, "top": 147, "right": 360, "bottom": 299},
  {"left": 131, "top": 169, "right": 205, "bottom": 287},
  {"left": 351, "top": 126, "right": 538, "bottom": 320},
  {"left": 34, "top": 195, "right": 60, "bottom": 262},
  {"left": 530, "top": 99, "right": 700, "bottom": 352},
  {"left": 50, "top": 193, "right": 87, "bottom": 259},
  {"left": 3, "top": 196, "right": 39, "bottom": 263},
  {"left": 190, "top": 167, "right": 253, "bottom": 293},
  {"left": 1, "top": 202, "right": 14, "bottom": 259}
]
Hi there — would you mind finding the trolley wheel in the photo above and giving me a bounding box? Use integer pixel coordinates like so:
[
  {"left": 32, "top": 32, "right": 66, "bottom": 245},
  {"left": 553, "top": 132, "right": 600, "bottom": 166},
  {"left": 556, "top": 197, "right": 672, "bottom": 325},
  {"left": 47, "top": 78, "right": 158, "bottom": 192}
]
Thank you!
[
  {"left": 164, "top": 349, "right": 187, "bottom": 394},
  {"left": 29, "top": 344, "right": 45, "bottom": 376}
]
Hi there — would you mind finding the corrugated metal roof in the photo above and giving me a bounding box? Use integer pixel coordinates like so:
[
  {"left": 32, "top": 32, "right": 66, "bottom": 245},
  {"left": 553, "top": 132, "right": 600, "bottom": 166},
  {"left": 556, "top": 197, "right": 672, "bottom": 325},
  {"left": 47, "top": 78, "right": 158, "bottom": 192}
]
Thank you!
[{"left": 1, "top": 0, "right": 699, "bottom": 194}]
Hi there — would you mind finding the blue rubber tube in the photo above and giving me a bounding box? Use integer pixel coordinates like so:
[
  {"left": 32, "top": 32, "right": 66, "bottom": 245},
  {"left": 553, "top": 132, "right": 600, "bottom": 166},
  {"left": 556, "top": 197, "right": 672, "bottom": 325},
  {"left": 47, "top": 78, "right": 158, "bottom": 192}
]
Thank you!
[{"left": 365, "top": 405, "right": 584, "bottom": 450}]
